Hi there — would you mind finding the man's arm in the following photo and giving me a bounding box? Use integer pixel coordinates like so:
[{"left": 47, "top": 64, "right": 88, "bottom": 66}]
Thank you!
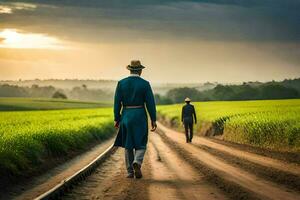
[
  {"left": 145, "top": 82, "right": 157, "bottom": 131},
  {"left": 114, "top": 82, "right": 122, "bottom": 128},
  {"left": 193, "top": 105, "right": 197, "bottom": 124}
]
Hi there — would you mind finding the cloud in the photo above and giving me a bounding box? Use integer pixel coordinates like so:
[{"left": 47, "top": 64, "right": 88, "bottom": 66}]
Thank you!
[
  {"left": 0, "top": 5, "right": 12, "bottom": 13},
  {"left": 1, "top": 0, "right": 298, "bottom": 43},
  {"left": 0, "top": 29, "right": 67, "bottom": 49},
  {"left": 11, "top": 2, "right": 37, "bottom": 10},
  {"left": 0, "top": 2, "right": 37, "bottom": 14},
  {"left": 8, "top": 0, "right": 300, "bottom": 8}
]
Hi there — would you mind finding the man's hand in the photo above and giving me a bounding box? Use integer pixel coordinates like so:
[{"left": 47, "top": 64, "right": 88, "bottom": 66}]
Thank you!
[
  {"left": 150, "top": 121, "right": 157, "bottom": 132},
  {"left": 114, "top": 121, "right": 120, "bottom": 129}
]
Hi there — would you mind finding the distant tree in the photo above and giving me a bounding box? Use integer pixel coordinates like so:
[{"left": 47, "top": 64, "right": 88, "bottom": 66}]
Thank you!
[
  {"left": 69, "top": 86, "right": 113, "bottom": 101},
  {"left": 232, "top": 84, "right": 259, "bottom": 100},
  {"left": 82, "top": 84, "right": 87, "bottom": 90},
  {"left": 259, "top": 84, "right": 299, "bottom": 99},
  {"left": 212, "top": 85, "right": 235, "bottom": 100},
  {"left": 154, "top": 94, "right": 173, "bottom": 105},
  {"left": 52, "top": 91, "right": 68, "bottom": 99},
  {"left": 30, "top": 85, "right": 56, "bottom": 98},
  {"left": 282, "top": 78, "right": 300, "bottom": 92},
  {"left": 31, "top": 84, "right": 39, "bottom": 89},
  {"left": 202, "top": 82, "right": 216, "bottom": 90},
  {"left": 167, "top": 87, "right": 203, "bottom": 103},
  {"left": 0, "top": 84, "right": 29, "bottom": 97}
]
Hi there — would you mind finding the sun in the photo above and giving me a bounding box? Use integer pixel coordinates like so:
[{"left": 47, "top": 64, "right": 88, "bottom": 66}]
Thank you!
[
  {"left": 0, "top": 29, "right": 65, "bottom": 49},
  {"left": 0, "top": 29, "right": 22, "bottom": 44}
]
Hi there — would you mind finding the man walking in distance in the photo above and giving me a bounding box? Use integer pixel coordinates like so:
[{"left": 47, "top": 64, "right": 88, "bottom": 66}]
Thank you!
[
  {"left": 181, "top": 97, "right": 197, "bottom": 143},
  {"left": 113, "top": 60, "right": 157, "bottom": 179}
]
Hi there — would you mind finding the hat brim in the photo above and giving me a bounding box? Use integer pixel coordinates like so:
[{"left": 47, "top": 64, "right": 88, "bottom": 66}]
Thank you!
[{"left": 127, "top": 65, "right": 145, "bottom": 70}]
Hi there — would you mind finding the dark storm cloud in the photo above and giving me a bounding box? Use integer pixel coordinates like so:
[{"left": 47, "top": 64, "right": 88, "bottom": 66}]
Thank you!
[
  {"left": 2, "top": 0, "right": 300, "bottom": 8},
  {"left": 1, "top": 0, "right": 300, "bottom": 42}
]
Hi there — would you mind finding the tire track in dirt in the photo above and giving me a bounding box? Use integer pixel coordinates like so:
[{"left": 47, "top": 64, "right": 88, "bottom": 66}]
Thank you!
[
  {"left": 209, "top": 138, "right": 300, "bottom": 164},
  {"left": 63, "top": 149, "right": 130, "bottom": 200},
  {"left": 157, "top": 123, "right": 300, "bottom": 200},
  {"left": 158, "top": 122, "right": 300, "bottom": 174},
  {"left": 61, "top": 133, "right": 228, "bottom": 200},
  {"left": 62, "top": 149, "right": 151, "bottom": 200},
  {"left": 194, "top": 144, "right": 300, "bottom": 192},
  {"left": 190, "top": 134, "right": 300, "bottom": 176},
  {"left": 148, "top": 133, "right": 228, "bottom": 200}
]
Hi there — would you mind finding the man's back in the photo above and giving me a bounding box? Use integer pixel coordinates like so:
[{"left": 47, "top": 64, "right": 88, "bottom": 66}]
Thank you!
[
  {"left": 181, "top": 104, "right": 196, "bottom": 123},
  {"left": 117, "top": 76, "right": 150, "bottom": 106},
  {"left": 114, "top": 75, "right": 156, "bottom": 123}
]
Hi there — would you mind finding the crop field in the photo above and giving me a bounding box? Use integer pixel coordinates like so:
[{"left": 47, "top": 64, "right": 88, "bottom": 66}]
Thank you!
[
  {"left": 0, "top": 99, "right": 114, "bottom": 177},
  {"left": 0, "top": 98, "right": 111, "bottom": 111},
  {"left": 158, "top": 99, "right": 300, "bottom": 152}
]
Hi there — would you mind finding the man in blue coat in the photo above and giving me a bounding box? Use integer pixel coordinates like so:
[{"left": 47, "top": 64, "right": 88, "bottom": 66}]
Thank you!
[{"left": 114, "top": 60, "right": 157, "bottom": 179}]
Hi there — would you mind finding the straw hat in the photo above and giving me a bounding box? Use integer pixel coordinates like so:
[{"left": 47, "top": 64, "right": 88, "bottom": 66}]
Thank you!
[
  {"left": 185, "top": 97, "right": 191, "bottom": 102},
  {"left": 126, "top": 60, "right": 145, "bottom": 71}
]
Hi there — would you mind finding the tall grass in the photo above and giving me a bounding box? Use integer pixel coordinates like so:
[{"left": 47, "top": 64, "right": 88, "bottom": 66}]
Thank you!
[
  {"left": 0, "top": 108, "right": 114, "bottom": 176},
  {"left": 158, "top": 99, "right": 300, "bottom": 152},
  {"left": 0, "top": 97, "right": 111, "bottom": 111}
]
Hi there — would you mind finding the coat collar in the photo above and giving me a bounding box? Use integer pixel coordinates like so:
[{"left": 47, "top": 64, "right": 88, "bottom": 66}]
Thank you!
[{"left": 129, "top": 74, "right": 141, "bottom": 77}]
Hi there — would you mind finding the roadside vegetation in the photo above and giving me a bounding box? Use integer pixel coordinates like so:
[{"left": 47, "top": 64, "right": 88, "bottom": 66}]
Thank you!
[
  {"left": 158, "top": 99, "right": 300, "bottom": 152},
  {"left": 0, "top": 98, "right": 111, "bottom": 111},
  {"left": 0, "top": 98, "right": 114, "bottom": 179}
]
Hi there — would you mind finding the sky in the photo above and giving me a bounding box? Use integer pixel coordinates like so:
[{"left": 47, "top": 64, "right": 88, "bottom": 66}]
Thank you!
[{"left": 0, "top": 0, "right": 299, "bottom": 83}]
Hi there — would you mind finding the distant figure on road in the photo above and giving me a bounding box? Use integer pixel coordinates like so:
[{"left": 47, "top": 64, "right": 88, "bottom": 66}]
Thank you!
[
  {"left": 181, "top": 97, "right": 197, "bottom": 143},
  {"left": 113, "top": 60, "right": 157, "bottom": 179}
]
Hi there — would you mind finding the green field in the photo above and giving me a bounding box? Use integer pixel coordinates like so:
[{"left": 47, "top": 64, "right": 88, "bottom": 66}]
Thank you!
[
  {"left": 158, "top": 99, "right": 300, "bottom": 152},
  {"left": 0, "top": 98, "right": 111, "bottom": 111},
  {"left": 0, "top": 98, "right": 114, "bottom": 178}
]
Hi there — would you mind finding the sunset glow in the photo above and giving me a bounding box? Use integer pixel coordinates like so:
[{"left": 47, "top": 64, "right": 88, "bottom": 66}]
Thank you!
[
  {"left": 0, "top": 5, "right": 12, "bottom": 14},
  {"left": 0, "top": 29, "right": 64, "bottom": 49},
  {"left": 0, "top": 0, "right": 299, "bottom": 82}
]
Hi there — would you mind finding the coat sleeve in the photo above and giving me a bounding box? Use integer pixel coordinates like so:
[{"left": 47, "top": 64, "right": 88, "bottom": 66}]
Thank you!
[
  {"left": 193, "top": 105, "right": 197, "bottom": 124},
  {"left": 114, "top": 82, "right": 122, "bottom": 122},
  {"left": 145, "top": 82, "right": 157, "bottom": 122}
]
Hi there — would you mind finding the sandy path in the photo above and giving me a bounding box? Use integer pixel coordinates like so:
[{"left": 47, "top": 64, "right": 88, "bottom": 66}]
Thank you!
[
  {"left": 63, "top": 133, "right": 227, "bottom": 200},
  {"left": 63, "top": 149, "right": 131, "bottom": 200},
  {"left": 157, "top": 123, "right": 299, "bottom": 200},
  {"left": 148, "top": 133, "right": 227, "bottom": 200},
  {"left": 157, "top": 122, "right": 300, "bottom": 176}
]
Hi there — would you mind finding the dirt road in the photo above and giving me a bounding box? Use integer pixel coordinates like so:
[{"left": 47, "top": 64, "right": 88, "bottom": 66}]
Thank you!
[{"left": 62, "top": 123, "right": 300, "bottom": 200}]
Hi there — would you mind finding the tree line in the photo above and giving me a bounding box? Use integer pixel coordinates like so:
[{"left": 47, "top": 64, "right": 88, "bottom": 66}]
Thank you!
[
  {"left": 0, "top": 84, "right": 113, "bottom": 101},
  {"left": 155, "top": 78, "right": 300, "bottom": 104},
  {"left": 1, "top": 78, "right": 299, "bottom": 103}
]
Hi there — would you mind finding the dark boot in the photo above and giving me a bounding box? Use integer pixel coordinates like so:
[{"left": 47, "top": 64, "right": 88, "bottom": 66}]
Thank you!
[
  {"left": 133, "top": 162, "right": 142, "bottom": 179},
  {"left": 127, "top": 173, "right": 134, "bottom": 178}
]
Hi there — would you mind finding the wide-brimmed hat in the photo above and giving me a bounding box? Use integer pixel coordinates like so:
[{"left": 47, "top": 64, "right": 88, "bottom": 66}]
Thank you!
[
  {"left": 126, "top": 60, "right": 146, "bottom": 71},
  {"left": 185, "top": 97, "right": 191, "bottom": 102}
]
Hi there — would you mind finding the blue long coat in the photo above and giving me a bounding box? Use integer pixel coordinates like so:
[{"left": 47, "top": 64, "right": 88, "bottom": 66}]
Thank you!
[{"left": 113, "top": 75, "right": 156, "bottom": 149}]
